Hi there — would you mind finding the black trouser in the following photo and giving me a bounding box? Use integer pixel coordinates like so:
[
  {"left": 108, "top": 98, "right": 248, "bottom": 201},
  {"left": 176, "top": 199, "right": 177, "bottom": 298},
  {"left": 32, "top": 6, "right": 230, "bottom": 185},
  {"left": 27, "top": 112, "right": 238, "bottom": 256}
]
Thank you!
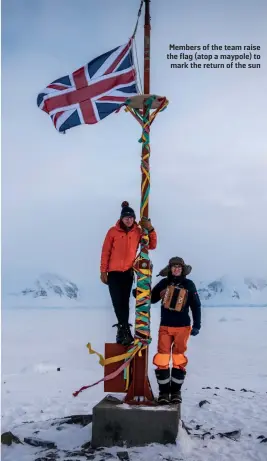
[{"left": 107, "top": 269, "right": 134, "bottom": 325}]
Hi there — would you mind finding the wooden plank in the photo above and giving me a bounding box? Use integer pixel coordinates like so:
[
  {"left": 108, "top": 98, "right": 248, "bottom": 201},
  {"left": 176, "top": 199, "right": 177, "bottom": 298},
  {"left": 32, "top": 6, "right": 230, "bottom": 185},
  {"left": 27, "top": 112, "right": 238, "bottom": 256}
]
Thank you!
[{"left": 104, "top": 343, "right": 132, "bottom": 393}]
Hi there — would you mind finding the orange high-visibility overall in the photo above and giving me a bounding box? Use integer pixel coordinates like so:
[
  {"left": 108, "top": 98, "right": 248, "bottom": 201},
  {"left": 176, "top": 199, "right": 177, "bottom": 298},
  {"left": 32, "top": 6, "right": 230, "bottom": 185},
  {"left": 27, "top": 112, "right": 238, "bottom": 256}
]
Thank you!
[{"left": 153, "top": 325, "right": 192, "bottom": 370}]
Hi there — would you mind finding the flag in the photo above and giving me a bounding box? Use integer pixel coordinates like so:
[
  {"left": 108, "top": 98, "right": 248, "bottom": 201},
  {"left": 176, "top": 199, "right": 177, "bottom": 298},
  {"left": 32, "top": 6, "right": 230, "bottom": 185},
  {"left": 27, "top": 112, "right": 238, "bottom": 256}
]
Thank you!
[{"left": 37, "top": 39, "right": 139, "bottom": 133}]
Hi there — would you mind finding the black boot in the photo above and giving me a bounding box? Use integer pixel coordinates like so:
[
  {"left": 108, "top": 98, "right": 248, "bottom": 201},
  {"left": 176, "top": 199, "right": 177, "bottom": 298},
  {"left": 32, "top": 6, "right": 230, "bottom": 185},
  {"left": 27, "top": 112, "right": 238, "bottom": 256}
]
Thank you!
[
  {"left": 112, "top": 323, "right": 134, "bottom": 346},
  {"left": 120, "top": 323, "right": 134, "bottom": 346},
  {"left": 155, "top": 368, "right": 171, "bottom": 404},
  {"left": 124, "top": 323, "right": 134, "bottom": 345},
  {"left": 113, "top": 323, "right": 125, "bottom": 344},
  {"left": 170, "top": 368, "right": 186, "bottom": 404}
]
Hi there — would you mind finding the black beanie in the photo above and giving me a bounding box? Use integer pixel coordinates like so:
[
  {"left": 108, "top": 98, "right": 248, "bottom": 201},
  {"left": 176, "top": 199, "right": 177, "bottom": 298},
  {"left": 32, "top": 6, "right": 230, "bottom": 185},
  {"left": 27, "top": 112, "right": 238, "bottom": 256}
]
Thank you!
[{"left": 120, "top": 201, "right": 136, "bottom": 219}]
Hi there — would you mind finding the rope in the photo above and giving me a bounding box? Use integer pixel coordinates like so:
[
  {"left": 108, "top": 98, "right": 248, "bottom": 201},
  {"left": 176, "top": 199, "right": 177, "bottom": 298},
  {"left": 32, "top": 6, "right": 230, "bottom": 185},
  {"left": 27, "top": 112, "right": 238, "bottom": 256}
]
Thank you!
[
  {"left": 132, "top": 0, "right": 145, "bottom": 38},
  {"left": 133, "top": 37, "right": 143, "bottom": 94},
  {"left": 130, "top": 0, "right": 145, "bottom": 93}
]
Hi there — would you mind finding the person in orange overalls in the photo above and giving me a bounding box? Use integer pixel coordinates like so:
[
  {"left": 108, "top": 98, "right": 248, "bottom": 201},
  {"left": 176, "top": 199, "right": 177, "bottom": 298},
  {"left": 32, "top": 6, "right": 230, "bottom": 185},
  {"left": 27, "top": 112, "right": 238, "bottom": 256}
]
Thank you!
[
  {"left": 151, "top": 257, "right": 201, "bottom": 404},
  {"left": 100, "top": 201, "right": 157, "bottom": 345}
]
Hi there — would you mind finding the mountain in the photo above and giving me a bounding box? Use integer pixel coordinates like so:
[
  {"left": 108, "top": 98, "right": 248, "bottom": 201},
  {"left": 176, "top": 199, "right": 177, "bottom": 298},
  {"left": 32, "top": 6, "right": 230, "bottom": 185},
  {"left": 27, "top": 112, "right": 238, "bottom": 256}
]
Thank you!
[
  {"left": 19, "top": 273, "right": 79, "bottom": 299},
  {"left": 5, "top": 273, "right": 86, "bottom": 308},
  {"left": 3, "top": 272, "right": 267, "bottom": 308},
  {"left": 197, "top": 275, "right": 267, "bottom": 306}
]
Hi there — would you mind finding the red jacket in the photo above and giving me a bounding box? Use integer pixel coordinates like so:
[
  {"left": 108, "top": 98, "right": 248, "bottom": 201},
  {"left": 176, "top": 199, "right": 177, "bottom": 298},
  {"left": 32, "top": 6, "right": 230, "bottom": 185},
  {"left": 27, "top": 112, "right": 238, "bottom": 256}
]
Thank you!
[{"left": 100, "top": 220, "right": 157, "bottom": 272}]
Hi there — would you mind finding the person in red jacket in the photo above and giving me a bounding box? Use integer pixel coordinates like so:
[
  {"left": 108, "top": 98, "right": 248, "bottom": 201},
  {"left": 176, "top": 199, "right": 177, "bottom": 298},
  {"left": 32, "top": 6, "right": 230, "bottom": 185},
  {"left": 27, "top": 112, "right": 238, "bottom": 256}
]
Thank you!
[{"left": 100, "top": 201, "right": 157, "bottom": 345}]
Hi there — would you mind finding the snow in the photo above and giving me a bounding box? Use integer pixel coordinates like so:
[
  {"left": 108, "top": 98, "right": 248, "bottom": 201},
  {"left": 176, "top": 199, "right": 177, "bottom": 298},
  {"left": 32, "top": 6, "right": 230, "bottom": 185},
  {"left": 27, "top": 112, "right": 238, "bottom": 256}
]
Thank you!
[
  {"left": 198, "top": 275, "right": 267, "bottom": 306},
  {"left": 5, "top": 272, "right": 85, "bottom": 308},
  {"left": 3, "top": 272, "right": 267, "bottom": 309},
  {"left": 1, "top": 306, "right": 267, "bottom": 460}
]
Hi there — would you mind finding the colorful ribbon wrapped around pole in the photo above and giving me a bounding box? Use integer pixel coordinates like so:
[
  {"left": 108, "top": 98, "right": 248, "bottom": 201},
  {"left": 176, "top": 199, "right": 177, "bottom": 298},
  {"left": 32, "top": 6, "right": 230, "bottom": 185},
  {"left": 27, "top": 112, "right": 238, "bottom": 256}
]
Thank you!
[
  {"left": 72, "top": 95, "right": 168, "bottom": 399},
  {"left": 125, "top": 96, "right": 169, "bottom": 346}
]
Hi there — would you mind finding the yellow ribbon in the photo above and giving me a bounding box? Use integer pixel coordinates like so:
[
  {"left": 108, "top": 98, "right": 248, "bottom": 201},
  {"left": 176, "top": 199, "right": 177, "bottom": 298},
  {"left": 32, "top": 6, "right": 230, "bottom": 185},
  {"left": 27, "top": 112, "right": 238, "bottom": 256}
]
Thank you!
[
  {"left": 86, "top": 343, "right": 134, "bottom": 367},
  {"left": 86, "top": 340, "right": 147, "bottom": 391}
]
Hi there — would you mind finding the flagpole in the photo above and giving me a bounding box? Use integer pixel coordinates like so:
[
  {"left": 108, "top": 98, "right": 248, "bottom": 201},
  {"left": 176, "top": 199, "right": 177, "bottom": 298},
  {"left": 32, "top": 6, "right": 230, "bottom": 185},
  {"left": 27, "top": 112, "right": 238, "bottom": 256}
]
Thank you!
[
  {"left": 124, "top": 0, "right": 154, "bottom": 404},
  {"left": 141, "top": 0, "right": 151, "bottom": 219},
  {"left": 143, "top": 0, "right": 151, "bottom": 211}
]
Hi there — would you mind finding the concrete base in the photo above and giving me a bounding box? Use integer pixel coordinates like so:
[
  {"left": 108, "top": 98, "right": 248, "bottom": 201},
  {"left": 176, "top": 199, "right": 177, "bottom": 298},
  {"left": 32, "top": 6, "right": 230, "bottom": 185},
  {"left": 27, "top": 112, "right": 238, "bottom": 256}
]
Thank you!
[{"left": 91, "top": 395, "right": 180, "bottom": 448}]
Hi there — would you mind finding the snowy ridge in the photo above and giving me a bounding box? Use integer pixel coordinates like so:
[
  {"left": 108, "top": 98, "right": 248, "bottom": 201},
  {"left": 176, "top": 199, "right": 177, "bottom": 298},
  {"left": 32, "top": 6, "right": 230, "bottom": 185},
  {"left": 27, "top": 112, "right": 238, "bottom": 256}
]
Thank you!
[
  {"left": 198, "top": 275, "right": 267, "bottom": 306},
  {"left": 3, "top": 272, "right": 267, "bottom": 308},
  {"left": 5, "top": 273, "right": 87, "bottom": 308}
]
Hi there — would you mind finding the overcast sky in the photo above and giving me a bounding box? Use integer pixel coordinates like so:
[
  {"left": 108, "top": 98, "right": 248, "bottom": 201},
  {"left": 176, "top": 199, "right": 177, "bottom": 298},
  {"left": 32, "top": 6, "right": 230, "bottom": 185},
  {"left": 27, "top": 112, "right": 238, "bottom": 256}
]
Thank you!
[{"left": 2, "top": 0, "right": 267, "bottom": 296}]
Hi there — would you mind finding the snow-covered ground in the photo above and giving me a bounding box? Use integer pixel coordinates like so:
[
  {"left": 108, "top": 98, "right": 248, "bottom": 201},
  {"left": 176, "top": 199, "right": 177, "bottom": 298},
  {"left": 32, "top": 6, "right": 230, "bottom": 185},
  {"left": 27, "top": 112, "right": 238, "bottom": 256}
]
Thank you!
[
  {"left": 1, "top": 306, "right": 267, "bottom": 460},
  {"left": 3, "top": 272, "right": 267, "bottom": 308}
]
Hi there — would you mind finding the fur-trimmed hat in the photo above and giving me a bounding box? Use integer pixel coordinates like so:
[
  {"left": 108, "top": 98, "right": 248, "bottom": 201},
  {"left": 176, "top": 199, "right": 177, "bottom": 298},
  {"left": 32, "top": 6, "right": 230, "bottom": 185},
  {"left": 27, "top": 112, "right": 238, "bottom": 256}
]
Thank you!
[
  {"left": 120, "top": 201, "right": 136, "bottom": 219},
  {"left": 157, "top": 256, "right": 192, "bottom": 277}
]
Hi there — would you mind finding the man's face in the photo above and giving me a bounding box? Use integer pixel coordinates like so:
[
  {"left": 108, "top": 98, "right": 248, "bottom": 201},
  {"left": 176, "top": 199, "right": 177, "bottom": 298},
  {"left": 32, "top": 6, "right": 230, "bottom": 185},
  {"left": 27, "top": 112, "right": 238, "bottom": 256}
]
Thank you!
[
  {"left": 122, "top": 216, "right": 134, "bottom": 227},
  {"left": 171, "top": 264, "right": 183, "bottom": 276}
]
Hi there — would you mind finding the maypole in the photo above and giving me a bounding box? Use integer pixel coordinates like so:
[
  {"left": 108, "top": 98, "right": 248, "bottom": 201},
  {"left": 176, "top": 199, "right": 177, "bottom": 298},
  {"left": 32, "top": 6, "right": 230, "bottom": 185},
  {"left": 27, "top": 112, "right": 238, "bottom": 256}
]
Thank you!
[
  {"left": 124, "top": 0, "right": 168, "bottom": 404},
  {"left": 124, "top": 0, "right": 153, "bottom": 403},
  {"left": 71, "top": 0, "right": 168, "bottom": 404}
]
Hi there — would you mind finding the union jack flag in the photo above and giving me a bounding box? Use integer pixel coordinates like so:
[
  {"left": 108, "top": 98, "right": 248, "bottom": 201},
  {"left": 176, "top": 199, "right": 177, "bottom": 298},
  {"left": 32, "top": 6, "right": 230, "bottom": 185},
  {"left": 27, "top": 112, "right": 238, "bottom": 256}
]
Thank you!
[{"left": 37, "top": 39, "right": 139, "bottom": 133}]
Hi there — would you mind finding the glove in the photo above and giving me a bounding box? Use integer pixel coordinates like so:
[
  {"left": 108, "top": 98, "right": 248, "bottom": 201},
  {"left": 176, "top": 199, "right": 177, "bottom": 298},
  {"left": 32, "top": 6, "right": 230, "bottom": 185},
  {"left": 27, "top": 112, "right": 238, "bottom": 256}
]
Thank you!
[
  {"left": 140, "top": 217, "right": 154, "bottom": 232},
  {"left": 100, "top": 272, "right": 108, "bottom": 285},
  {"left": 191, "top": 327, "right": 200, "bottom": 336}
]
